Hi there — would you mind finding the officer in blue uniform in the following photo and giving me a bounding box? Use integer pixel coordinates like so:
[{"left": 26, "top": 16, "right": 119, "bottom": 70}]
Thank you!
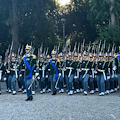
[{"left": 19, "top": 44, "right": 37, "bottom": 101}]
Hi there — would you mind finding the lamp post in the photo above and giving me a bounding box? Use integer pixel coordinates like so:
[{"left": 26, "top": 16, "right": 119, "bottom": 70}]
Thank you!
[{"left": 61, "top": 18, "right": 66, "bottom": 50}]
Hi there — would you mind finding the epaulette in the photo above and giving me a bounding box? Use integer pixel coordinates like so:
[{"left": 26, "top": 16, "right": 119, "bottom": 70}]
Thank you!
[
  {"left": 32, "top": 54, "right": 36, "bottom": 59},
  {"left": 57, "top": 59, "right": 60, "bottom": 62},
  {"left": 115, "top": 54, "right": 118, "bottom": 58},
  {"left": 90, "top": 60, "right": 93, "bottom": 62},
  {"left": 85, "top": 59, "right": 88, "bottom": 61}
]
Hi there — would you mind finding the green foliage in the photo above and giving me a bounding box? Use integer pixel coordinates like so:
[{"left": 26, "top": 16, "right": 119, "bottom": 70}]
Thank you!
[
  {"left": 0, "top": 0, "right": 120, "bottom": 57},
  {"left": 96, "top": 25, "right": 120, "bottom": 51}
]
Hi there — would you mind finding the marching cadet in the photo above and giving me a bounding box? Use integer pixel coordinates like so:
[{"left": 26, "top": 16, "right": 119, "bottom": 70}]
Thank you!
[
  {"left": 3, "top": 57, "right": 9, "bottom": 92},
  {"left": 96, "top": 52, "right": 106, "bottom": 96},
  {"left": 108, "top": 53, "right": 116, "bottom": 93},
  {"left": 78, "top": 53, "right": 83, "bottom": 92},
  {"left": 0, "top": 55, "right": 5, "bottom": 94},
  {"left": 104, "top": 53, "right": 110, "bottom": 94},
  {"left": 17, "top": 55, "right": 22, "bottom": 92},
  {"left": 93, "top": 53, "right": 99, "bottom": 92},
  {"left": 8, "top": 53, "right": 18, "bottom": 95},
  {"left": 19, "top": 55, "right": 27, "bottom": 94},
  {"left": 49, "top": 50, "right": 59, "bottom": 95},
  {"left": 45, "top": 55, "right": 51, "bottom": 92},
  {"left": 72, "top": 52, "right": 80, "bottom": 94},
  {"left": 113, "top": 51, "right": 120, "bottom": 94},
  {"left": 80, "top": 51, "right": 89, "bottom": 95},
  {"left": 19, "top": 44, "right": 37, "bottom": 101},
  {"left": 38, "top": 54, "right": 46, "bottom": 94},
  {"left": 58, "top": 52, "right": 64, "bottom": 93},
  {"left": 112, "top": 54, "right": 118, "bottom": 92},
  {"left": 88, "top": 53, "right": 95, "bottom": 94},
  {"left": 65, "top": 52, "right": 73, "bottom": 95},
  {"left": 64, "top": 53, "right": 70, "bottom": 93}
]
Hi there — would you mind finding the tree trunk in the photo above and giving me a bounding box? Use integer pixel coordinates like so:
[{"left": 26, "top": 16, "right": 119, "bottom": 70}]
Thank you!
[
  {"left": 109, "top": 0, "right": 115, "bottom": 27},
  {"left": 11, "top": 0, "right": 19, "bottom": 53}
]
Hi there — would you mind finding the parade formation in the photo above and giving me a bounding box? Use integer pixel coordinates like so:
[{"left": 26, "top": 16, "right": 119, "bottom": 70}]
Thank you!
[{"left": 0, "top": 40, "right": 120, "bottom": 101}]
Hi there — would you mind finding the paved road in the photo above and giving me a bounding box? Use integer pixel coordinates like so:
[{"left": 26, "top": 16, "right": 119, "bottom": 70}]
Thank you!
[{"left": 0, "top": 82, "right": 120, "bottom": 120}]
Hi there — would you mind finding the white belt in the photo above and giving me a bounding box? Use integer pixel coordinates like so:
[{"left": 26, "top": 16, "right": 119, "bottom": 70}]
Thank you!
[
  {"left": 82, "top": 69, "right": 89, "bottom": 78},
  {"left": 68, "top": 67, "right": 73, "bottom": 77},
  {"left": 98, "top": 69, "right": 106, "bottom": 80},
  {"left": 0, "top": 70, "right": 2, "bottom": 80}
]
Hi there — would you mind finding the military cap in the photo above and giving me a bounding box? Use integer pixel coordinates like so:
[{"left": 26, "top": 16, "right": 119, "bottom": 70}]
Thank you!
[
  {"left": 12, "top": 53, "right": 16, "bottom": 57},
  {"left": 47, "top": 55, "right": 51, "bottom": 59},
  {"left": 58, "top": 52, "right": 63, "bottom": 57},
  {"left": 25, "top": 44, "right": 32, "bottom": 50},
  {"left": 51, "top": 50, "right": 56, "bottom": 55},
  {"left": 74, "top": 52, "right": 78, "bottom": 57}
]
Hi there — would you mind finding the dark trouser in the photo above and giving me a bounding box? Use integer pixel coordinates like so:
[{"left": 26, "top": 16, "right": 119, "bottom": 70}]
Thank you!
[
  {"left": 23, "top": 77, "right": 26, "bottom": 90},
  {"left": 47, "top": 75, "right": 51, "bottom": 89},
  {"left": 73, "top": 73, "right": 79, "bottom": 91},
  {"left": 79, "top": 75, "right": 83, "bottom": 89},
  {"left": 25, "top": 78, "right": 33, "bottom": 99},
  {"left": 58, "top": 75, "right": 63, "bottom": 90},
  {"left": 83, "top": 74, "right": 89, "bottom": 91},
  {"left": 3, "top": 74, "right": 9, "bottom": 89},
  {"left": 114, "top": 77, "right": 118, "bottom": 88},
  {"left": 66, "top": 74, "right": 74, "bottom": 91},
  {"left": 94, "top": 76, "right": 98, "bottom": 90},
  {"left": 65, "top": 75, "right": 69, "bottom": 91},
  {"left": 105, "top": 73, "right": 110, "bottom": 91},
  {"left": 8, "top": 75, "right": 16, "bottom": 91},
  {"left": 39, "top": 75, "right": 45, "bottom": 91},
  {"left": 89, "top": 76, "right": 94, "bottom": 91},
  {"left": 50, "top": 75, "right": 57, "bottom": 93},
  {"left": 96, "top": 75, "right": 105, "bottom": 93},
  {"left": 18, "top": 76, "right": 22, "bottom": 89},
  {"left": 110, "top": 77, "right": 114, "bottom": 90}
]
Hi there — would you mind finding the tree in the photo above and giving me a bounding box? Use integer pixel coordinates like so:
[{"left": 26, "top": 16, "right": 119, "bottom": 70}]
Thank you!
[{"left": 88, "top": 0, "right": 120, "bottom": 49}]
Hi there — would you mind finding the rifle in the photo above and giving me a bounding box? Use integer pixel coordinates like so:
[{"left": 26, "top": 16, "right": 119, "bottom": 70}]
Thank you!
[
  {"left": 87, "top": 41, "right": 91, "bottom": 54},
  {"left": 20, "top": 45, "right": 24, "bottom": 56},
  {"left": 8, "top": 41, "right": 13, "bottom": 71},
  {"left": 64, "top": 43, "right": 68, "bottom": 69},
  {"left": 107, "top": 44, "right": 110, "bottom": 53},
  {"left": 95, "top": 40, "right": 101, "bottom": 71},
  {"left": 77, "top": 42, "right": 80, "bottom": 54},
  {"left": 111, "top": 43, "right": 115, "bottom": 54},
  {"left": 101, "top": 40, "right": 106, "bottom": 54},
  {"left": 39, "top": 43, "right": 43, "bottom": 61},
  {"left": 46, "top": 47, "right": 48, "bottom": 56},
  {"left": 37, "top": 48, "right": 40, "bottom": 63}
]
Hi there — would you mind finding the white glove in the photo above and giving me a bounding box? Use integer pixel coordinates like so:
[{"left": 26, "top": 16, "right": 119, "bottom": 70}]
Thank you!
[
  {"left": 3, "top": 78, "right": 7, "bottom": 81},
  {"left": 113, "top": 66, "right": 117, "bottom": 71},
  {"left": 63, "top": 68, "right": 66, "bottom": 71},
  {"left": 42, "top": 66, "right": 45, "bottom": 70},
  {"left": 94, "top": 71, "right": 97, "bottom": 74},
  {"left": 59, "top": 73, "right": 62, "bottom": 76},
  {"left": 35, "top": 73, "right": 39, "bottom": 78},
  {"left": 46, "top": 75, "right": 48, "bottom": 78},
  {"left": 107, "top": 76, "right": 110, "bottom": 80},
  {"left": 115, "top": 74, "right": 118, "bottom": 78},
  {"left": 74, "top": 76, "right": 78, "bottom": 79},
  {"left": 111, "top": 75, "right": 114, "bottom": 78},
  {"left": 19, "top": 74, "right": 22, "bottom": 77},
  {"left": 7, "top": 70, "right": 10, "bottom": 73}
]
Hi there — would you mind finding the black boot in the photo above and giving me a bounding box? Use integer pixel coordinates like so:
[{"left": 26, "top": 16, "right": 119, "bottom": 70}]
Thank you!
[
  {"left": 52, "top": 91, "right": 56, "bottom": 95},
  {"left": 25, "top": 96, "right": 33, "bottom": 101}
]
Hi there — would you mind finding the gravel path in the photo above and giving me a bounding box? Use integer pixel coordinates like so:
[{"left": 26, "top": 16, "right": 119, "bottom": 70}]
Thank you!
[{"left": 0, "top": 82, "right": 120, "bottom": 120}]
